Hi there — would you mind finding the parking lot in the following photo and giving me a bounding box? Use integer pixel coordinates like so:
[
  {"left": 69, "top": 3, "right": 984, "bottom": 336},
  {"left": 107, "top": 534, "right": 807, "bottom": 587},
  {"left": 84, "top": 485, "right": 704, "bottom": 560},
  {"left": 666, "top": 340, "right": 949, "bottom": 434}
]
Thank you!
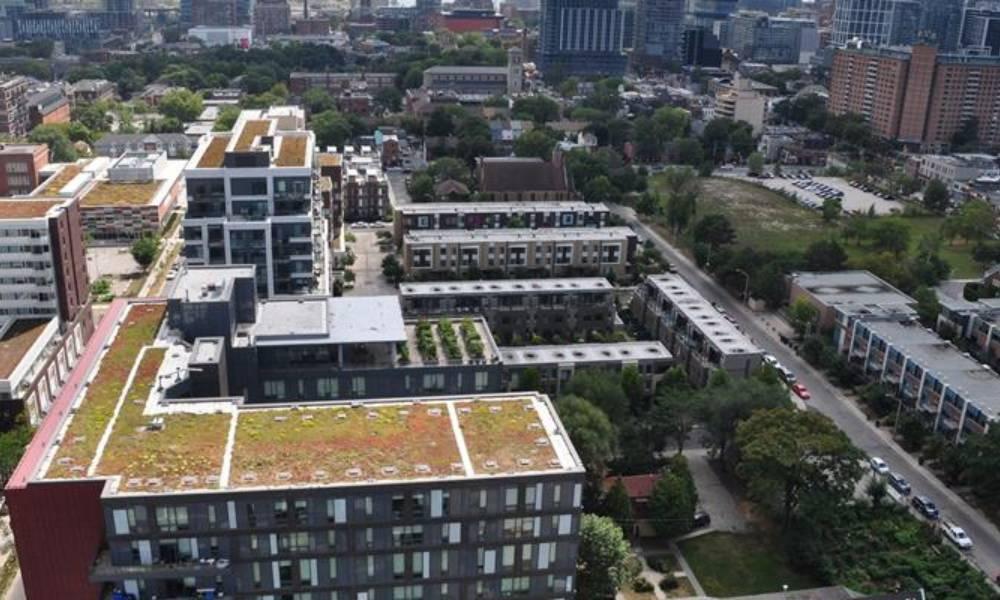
[{"left": 725, "top": 172, "right": 904, "bottom": 216}]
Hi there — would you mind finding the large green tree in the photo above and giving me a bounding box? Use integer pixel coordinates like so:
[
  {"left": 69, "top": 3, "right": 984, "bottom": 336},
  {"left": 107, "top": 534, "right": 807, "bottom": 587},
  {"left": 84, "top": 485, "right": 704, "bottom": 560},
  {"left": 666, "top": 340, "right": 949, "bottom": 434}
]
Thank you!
[
  {"left": 923, "top": 179, "right": 950, "bottom": 213},
  {"left": 601, "top": 478, "right": 634, "bottom": 532},
  {"left": 311, "top": 110, "right": 352, "bottom": 149},
  {"left": 159, "top": 89, "right": 204, "bottom": 123},
  {"left": 564, "top": 369, "right": 629, "bottom": 422},
  {"left": 736, "top": 408, "right": 864, "bottom": 526},
  {"left": 577, "top": 515, "right": 635, "bottom": 600},
  {"left": 700, "top": 377, "right": 789, "bottom": 461},
  {"left": 556, "top": 395, "right": 617, "bottom": 478}
]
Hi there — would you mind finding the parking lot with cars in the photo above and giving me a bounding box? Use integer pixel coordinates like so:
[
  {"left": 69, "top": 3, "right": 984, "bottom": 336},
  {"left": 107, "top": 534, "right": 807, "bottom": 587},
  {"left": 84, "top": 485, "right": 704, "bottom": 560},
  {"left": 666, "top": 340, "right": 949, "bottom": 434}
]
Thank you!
[{"left": 725, "top": 171, "right": 905, "bottom": 215}]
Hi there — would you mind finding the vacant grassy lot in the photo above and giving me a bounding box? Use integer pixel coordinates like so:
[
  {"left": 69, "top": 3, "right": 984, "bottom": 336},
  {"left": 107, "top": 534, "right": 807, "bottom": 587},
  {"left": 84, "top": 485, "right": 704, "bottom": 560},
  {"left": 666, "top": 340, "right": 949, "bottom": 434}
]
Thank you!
[
  {"left": 648, "top": 176, "right": 987, "bottom": 278},
  {"left": 678, "top": 532, "right": 820, "bottom": 597}
]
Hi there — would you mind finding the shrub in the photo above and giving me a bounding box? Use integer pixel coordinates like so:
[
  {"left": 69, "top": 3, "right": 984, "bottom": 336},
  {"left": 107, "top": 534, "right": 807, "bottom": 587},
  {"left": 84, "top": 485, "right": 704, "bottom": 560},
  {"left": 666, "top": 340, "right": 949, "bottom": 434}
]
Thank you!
[
  {"left": 659, "top": 573, "right": 678, "bottom": 591},
  {"left": 632, "top": 578, "right": 654, "bottom": 593}
]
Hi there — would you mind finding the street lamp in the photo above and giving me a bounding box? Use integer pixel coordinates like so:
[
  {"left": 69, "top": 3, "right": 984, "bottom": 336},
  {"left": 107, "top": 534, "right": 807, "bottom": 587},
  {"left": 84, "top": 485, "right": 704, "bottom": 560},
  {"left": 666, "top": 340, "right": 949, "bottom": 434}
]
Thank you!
[{"left": 733, "top": 268, "right": 750, "bottom": 302}]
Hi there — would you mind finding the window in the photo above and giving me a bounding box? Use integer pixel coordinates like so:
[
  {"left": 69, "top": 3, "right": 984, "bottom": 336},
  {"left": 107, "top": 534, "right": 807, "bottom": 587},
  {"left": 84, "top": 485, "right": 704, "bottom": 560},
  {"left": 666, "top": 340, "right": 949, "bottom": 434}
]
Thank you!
[
  {"left": 352, "top": 377, "right": 366, "bottom": 396},
  {"left": 501, "top": 576, "right": 530, "bottom": 596},
  {"left": 317, "top": 377, "right": 339, "bottom": 399},
  {"left": 294, "top": 500, "right": 308, "bottom": 524},
  {"left": 230, "top": 178, "right": 268, "bottom": 196},
  {"left": 392, "top": 525, "right": 424, "bottom": 547},
  {"left": 475, "top": 371, "right": 489, "bottom": 391},
  {"left": 279, "top": 532, "right": 310, "bottom": 552},
  {"left": 155, "top": 506, "right": 189, "bottom": 532},
  {"left": 278, "top": 560, "right": 294, "bottom": 587},
  {"left": 274, "top": 500, "right": 289, "bottom": 524},
  {"left": 329, "top": 557, "right": 338, "bottom": 580},
  {"left": 392, "top": 495, "right": 406, "bottom": 520},
  {"left": 264, "top": 380, "right": 286, "bottom": 400},
  {"left": 505, "top": 487, "right": 518, "bottom": 510}
]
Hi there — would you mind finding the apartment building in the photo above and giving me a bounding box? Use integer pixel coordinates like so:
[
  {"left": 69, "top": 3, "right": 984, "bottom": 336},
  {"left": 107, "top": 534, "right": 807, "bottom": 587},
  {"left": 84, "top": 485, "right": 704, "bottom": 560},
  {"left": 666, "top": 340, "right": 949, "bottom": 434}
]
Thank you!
[
  {"left": 6, "top": 297, "right": 585, "bottom": 600},
  {"left": 182, "top": 107, "right": 327, "bottom": 297},
  {"left": 501, "top": 342, "right": 673, "bottom": 395},
  {"left": 632, "top": 273, "right": 763, "bottom": 384},
  {"left": 403, "top": 228, "right": 637, "bottom": 279},
  {"left": 42, "top": 152, "right": 186, "bottom": 243},
  {"left": 254, "top": 0, "right": 291, "bottom": 35},
  {"left": 714, "top": 77, "right": 767, "bottom": 135},
  {"left": 934, "top": 289, "right": 1000, "bottom": 369},
  {"left": 342, "top": 146, "right": 390, "bottom": 222},
  {"left": 400, "top": 278, "right": 618, "bottom": 341},
  {"left": 0, "top": 197, "right": 93, "bottom": 422},
  {"left": 393, "top": 202, "right": 610, "bottom": 243},
  {"left": 289, "top": 72, "right": 397, "bottom": 95},
  {"left": 843, "top": 318, "right": 999, "bottom": 440},
  {"left": 0, "top": 75, "right": 29, "bottom": 137},
  {"left": 788, "top": 270, "right": 916, "bottom": 332},
  {"left": 830, "top": 44, "right": 1000, "bottom": 148},
  {"left": 0, "top": 144, "right": 48, "bottom": 196},
  {"left": 167, "top": 266, "right": 507, "bottom": 402}
]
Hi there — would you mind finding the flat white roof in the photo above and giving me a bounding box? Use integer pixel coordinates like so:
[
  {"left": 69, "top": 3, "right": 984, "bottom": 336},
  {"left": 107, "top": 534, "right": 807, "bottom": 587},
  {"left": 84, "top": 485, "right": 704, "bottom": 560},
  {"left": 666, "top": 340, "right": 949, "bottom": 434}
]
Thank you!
[
  {"left": 395, "top": 201, "right": 608, "bottom": 215},
  {"left": 401, "top": 277, "right": 613, "bottom": 296},
  {"left": 646, "top": 273, "right": 761, "bottom": 355},
  {"left": 405, "top": 227, "right": 635, "bottom": 244},
  {"left": 500, "top": 342, "right": 672, "bottom": 365},
  {"left": 252, "top": 296, "right": 407, "bottom": 345}
]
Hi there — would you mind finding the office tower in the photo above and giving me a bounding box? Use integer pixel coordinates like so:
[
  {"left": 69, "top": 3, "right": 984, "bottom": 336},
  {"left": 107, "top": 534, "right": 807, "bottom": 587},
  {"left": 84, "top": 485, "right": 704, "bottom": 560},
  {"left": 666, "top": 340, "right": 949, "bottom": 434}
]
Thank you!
[
  {"left": 686, "top": 0, "right": 739, "bottom": 35},
  {"left": 191, "top": 0, "right": 237, "bottom": 26},
  {"left": 727, "top": 10, "right": 815, "bottom": 63},
  {"left": 918, "top": 0, "right": 961, "bottom": 49},
  {"left": 888, "top": 0, "right": 920, "bottom": 44},
  {"left": 633, "top": 0, "right": 685, "bottom": 65},
  {"left": 831, "top": 0, "right": 895, "bottom": 46},
  {"left": 183, "top": 106, "right": 327, "bottom": 297},
  {"left": 683, "top": 25, "right": 723, "bottom": 65},
  {"left": 961, "top": 0, "right": 1000, "bottom": 54},
  {"left": 5, "top": 294, "right": 586, "bottom": 599},
  {"left": 254, "top": 0, "right": 290, "bottom": 34},
  {"left": 539, "top": 0, "right": 629, "bottom": 77},
  {"left": 829, "top": 44, "right": 1000, "bottom": 148}
]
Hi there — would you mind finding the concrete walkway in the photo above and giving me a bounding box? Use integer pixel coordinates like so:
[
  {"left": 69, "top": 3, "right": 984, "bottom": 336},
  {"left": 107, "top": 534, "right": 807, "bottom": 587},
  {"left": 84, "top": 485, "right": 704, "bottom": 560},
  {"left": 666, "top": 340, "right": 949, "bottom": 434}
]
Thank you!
[{"left": 669, "top": 541, "right": 707, "bottom": 597}]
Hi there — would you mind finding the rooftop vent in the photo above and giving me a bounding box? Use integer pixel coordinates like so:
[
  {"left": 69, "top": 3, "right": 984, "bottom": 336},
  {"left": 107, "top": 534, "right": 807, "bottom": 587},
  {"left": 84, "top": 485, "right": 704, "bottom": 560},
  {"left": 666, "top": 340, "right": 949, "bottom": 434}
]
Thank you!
[
  {"left": 489, "top": 405, "right": 502, "bottom": 414},
  {"left": 346, "top": 467, "right": 363, "bottom": 478},
  {"left": 451, "top": 462, "right": 465, "bottom": 473},
  {"left": 382, "top": 466, "right": 399, "bottom": 476},
  {"left": 146, "top": 478, "right": 163, "bottom": 488},
  {"left": 241, "top": 473, "right": 257, "bottom": 483},
  {"left": 459, "top": 407, "right": 471, "bottom": 414},
  {"left": 517, "top": 458, "right": 533, "bottom": 467},
  {"left": 336, "top": 412, "right": 347, "bottom": 420},
  {"left": 301, "top": 414, "right": 314, "bottom": 421},
  {"left": 415, "top": 464, "right": 431, "bottom": 474},
  {"left": 312, "top": 470, "right": 328, "bottom": 481},
  {"left": 367, "top": 411, "right": 380, "bottom": 420},
  {"left": 275, "top": 471, "right": 292, "bottom": 481},
  {"left": 548, "top": 458, "right": 562, "bottom": 468},
  {"left": 146, "top": 417, "right": 165, "bottom": 431},
  {"left": 126, "top": 477, "right": 143, "bottom": 488},
  {"left": 427, "top": 408, "right": 442, "bottom": 417},
  {"left": 535, "top": 437, "right": 550, "bottom": 447},
  {"left": 273, "top": 415, "right": 288, "bottom": 423},
  {"left": 181, "top": 476, "right": 199, "bottom": 487},
  {"left": 483, "top": 460, "right": 499, "bottom": 470}
]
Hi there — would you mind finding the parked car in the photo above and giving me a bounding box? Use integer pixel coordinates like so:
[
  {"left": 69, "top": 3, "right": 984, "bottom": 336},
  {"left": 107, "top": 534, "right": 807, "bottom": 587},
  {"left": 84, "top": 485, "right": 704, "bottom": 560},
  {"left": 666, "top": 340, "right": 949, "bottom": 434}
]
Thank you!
[
  {"left": 887, "top": 472, "right": 911, "bottom": 495},
  {"left": 911, "top": 495, "right": 939, "bottom": 520},
  {"left": 790, "top": 383, "right": 811, "bottom": 400},
  {"left": 762, "top": 353, "right": 779, "bottom": 368},
  {"left": 776, "top": 365, "right": 797, "bottom": 384},
  {"left": 693, "top": 511, "right": 711, "bottom": 528},
  {"left": 869, "top": 456, "right": 890, "bottom": 475},
  {"left": 940, "top": 520, "right": 973, "bottom": 550}
]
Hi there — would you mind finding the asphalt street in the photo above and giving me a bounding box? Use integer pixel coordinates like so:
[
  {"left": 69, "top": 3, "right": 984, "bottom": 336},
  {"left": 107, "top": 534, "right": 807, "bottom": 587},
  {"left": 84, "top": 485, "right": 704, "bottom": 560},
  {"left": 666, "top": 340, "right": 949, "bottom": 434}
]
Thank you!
[{"left": 613, "top": 203, "right": 1000, "bottom": 580}]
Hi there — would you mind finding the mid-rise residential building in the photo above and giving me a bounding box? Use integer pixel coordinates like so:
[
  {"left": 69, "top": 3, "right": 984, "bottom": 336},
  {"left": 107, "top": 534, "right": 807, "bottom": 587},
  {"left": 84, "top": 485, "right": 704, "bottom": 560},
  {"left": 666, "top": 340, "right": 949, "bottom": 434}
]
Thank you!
[
  {"left": 26, "top": 86, "right": 70, "bottom": 128},
  {"left": 0, "top": 143, "right": 48, "bottom": 196},
  {"left": 400, "top": 277, "right": 618, "bottom": 341},
  {"left": 788, "top": 270, "right": 916, "bottom": 333},
  {"left": 0, "top": 75, "right": 29, "bottom": 137},
  {"left": 632, "top": 0, "right": 685, "bottom": 65},
  {"left": 61, "top": 152, "right": 186, "bottom": 243},
  {"left": 393, "top": 201, "right": 610, "bottom": 243},
  {"left": 341, "top": 145, "right": 390, "bottom": 222},
  {"left": 191, "top": 0, "right": 238, "bottom": 26},
  {"left": 476, "top": 153, "right": 575, "bottom": 202},
  {"left": 289, "top": 72, "right": 397, "bottom": 95},
  {"left": 167, "top": 266, "right": 508, "bottom": 401},
  {"left": 94, "top": 133, "right": 196, "bottom": 159},
  {"left": 0, "top": 197, "right": 93, "bottom": 422},
  {"left": 632, "top": 273, "right": 763, "bottom": 384},
  {"left": 934, "top": 285, "right": 1000, "bottom": 369},
  {"left": 182, "top": 107, "right": 326, "bottom": 297},
  {"left": 403, "top": 227, "right": 637, "bottom": 279},
  {"left": 255, "top": 0, "right": 292, "bottom": 34},
  {"left": 842, "top": 318, "right": 999, "bottom": 440},
  {"left": 907, "top": 153, "right": 998, "bottom": 198},
  {"left": 714, "top": 76, "right": 767, "bottom": 134},
  {"left": 829, "top": 44, "right": 1000, "bottom": 149},
  {"left": 501, "top": 341, "right": 672, "bottom": 395},
  {"left": 538, "top": 0, "right": 629, "bottom": 77},
  {"left": 758, "top": 125, "right": 831, "bottom": 166},
  {"left": 5, "top": 296, "right": 585, "bottom": 600}
]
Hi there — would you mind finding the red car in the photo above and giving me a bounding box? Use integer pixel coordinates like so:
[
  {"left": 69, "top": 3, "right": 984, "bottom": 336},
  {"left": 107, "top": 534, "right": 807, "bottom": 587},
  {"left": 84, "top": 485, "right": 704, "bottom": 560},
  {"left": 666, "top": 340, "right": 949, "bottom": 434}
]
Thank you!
[{"left": 791, "top": 383, "right": 811, "bottom": 400}]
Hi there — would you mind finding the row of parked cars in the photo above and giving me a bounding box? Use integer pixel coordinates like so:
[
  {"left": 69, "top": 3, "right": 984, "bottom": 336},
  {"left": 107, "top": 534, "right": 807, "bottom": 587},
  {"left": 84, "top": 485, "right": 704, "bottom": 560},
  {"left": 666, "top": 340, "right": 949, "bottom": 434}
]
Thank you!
[
  {"left": 869, "top": 456, "right": 974, "bottom": 550},
  {"left": 761, "top": 353, "right": 811, "bottom": 400},
  {"left": 848, "top": 179, "right": 898, "bottom": 201}
]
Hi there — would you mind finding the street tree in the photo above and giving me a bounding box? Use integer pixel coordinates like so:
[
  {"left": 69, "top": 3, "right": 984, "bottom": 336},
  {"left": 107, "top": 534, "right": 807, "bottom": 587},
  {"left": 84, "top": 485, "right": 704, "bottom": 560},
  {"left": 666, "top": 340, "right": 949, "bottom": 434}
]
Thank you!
[
  {"left": 804, "top": 238, "right": 848, "bottom": 272},
  {"left": 788, "top": 297, "right": 820, "bottom": 337},
  {"left": 651, "top": 387, "right": 699, "bottom": 454},
  {"left": 159, "top": 89, "right": 203, "bottom": 123},
  {"left": 693, "top": 214, "right": 736, "bottom": 250},
  {"left": 648, "top": 469, "right": 697, "bottom": 538},
  {"left": 821, "top": 197, "right": 842, "bottom": 223},
  {"left": 747, "top": 151, "right": 765, "bottom": 176},
  {"left": 130, "top": 235, "right": 160, "bottom": 269},
  {"left": 700, "top": 378, "right": 789, "bottom": 462},
  {"left": 736, "top": 408, "right": 864, "bottom": 526},
  {"left": 556, "top": 395, "right": 617, "bottom": 478}
]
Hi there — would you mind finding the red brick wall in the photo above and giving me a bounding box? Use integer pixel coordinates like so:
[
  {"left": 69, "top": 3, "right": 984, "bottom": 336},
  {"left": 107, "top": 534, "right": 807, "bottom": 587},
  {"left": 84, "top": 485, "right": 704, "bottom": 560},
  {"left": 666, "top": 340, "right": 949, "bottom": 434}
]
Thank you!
[{"left": 48, "top": 198, "right": 90, "bottom": 324}]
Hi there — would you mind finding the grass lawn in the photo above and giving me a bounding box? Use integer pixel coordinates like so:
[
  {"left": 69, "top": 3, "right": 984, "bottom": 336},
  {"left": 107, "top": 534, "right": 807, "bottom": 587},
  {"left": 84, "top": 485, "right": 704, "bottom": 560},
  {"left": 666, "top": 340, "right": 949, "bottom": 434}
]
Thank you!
[
  {"left": 648, "top": 176, "right": 987, "bottom": 278},
  {"left": 678, "top": 532, "right": 821, "bottom": 597}
]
